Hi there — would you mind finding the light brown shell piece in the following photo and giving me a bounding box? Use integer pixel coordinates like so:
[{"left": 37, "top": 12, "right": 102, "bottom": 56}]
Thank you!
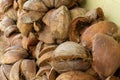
[
  {"left": 10, "top": 34, "right": 23, "bottom": 47},
  {"left": 50, "top": 5, "right": 71, "bottom": 40},
  {"left": 5, "top": 7, "right": 17, "bottom": 21},
  {"left": 56, "top": 71, "right": 96, "bottom": 80},
  {"left": 92, "top": 33, "right": 120, "bottom": 79},
  {"left": 38, "top": 25, "right": 55, "bottom": 44},
  {"left": 18, "top": 11, "right": 45, "bottom": 23},
  {"left": 1, "top": 64, "right": 12, "bottom": 80},
  {"left": 0, "top": 17, "right": 15, "bottom": 32},
  {"left": 42, "top": 9, "right": 55, "bottom": 26},
  {"left": 0, "top": 65, "right": 8, "bottom": 80},
  {"left": 38, "top": 45, "right": 57, "bottom": 58},
  {"left": 10, "top": 60, "right": 23, "bottom": 80},
  {"left": 54, "top": 0, "right": 78, "bottom": 8},
  {"left": 85, "top": 7, "right": 104, "bottom": 23},
  {"left": 70, "top": 7, "right": 87, "bottom": 21},
  {"left": 69, "top": 17, "right": 89, "bottom": 43},
  {"left": 17, "top": 21, "right": 33, "bottom": 36},
  {"left": 21, "top": 59, "right": 36, "bottom": 80},
  {"left": 4, "top": 25, "right": 19, "bottom": 37},
  {"left": 18, "top": 0, "right": 27, "bottom": 9},
  {"left": 53, "top": 41, "right": 88, "bottom": 60},
  {"left": 37, "top": 51, "right": 53, "bottom": 67},
  {"left": 42, "top": 0, "right": 54, "bottom": 8},
  {"left": 81, "top": 21, "right": 118, "bottom": 49},
  {"left": 33, "top": 21, "right": 41, "bottom": 32},
  {"left": 23, "top": 0, "right": 48, "bottom": 12},
  {"left": 36, "top": 65, "right": 51, "bottom": 77},
  {"left": 50, "top": 59, "right": 90, "bottom": 73},
  {"left": 0, "top": 0, "right": 13, "bottom": 13},
  {"left": 34, "top": 41, "right": 44, "bottom": 59},
  {"left": 22, "top": 32, "right": 39, "bottom": 49},
  {"left": 0, "top": 46, "right": 28, "bottom": 64},
  {"left": 48, "top": 68, "right": 57, "bottom": 80}
]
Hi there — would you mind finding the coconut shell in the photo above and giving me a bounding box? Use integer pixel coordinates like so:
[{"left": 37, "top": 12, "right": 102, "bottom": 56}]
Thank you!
[
  {"left": 10, "top": 60, "right": 23, "bottom": 80},
  {"left": 23, "top": 0, "right": 48, "bottom": 12},
  {"left": 4, "top": 25, "right": 19, "bottom": 37},
  {"left": 56, "top": 71, "right": 96, "bottom": 80},
  {"left": 18, "top": 11, "right": 45, "bottom": 23},
  {"left": 0, "top": 0, "right": 13, "bottom": 13},
  {"left": 0, "top": 46, "right": 28, "bottom": 64},
  {"left": 70, "top": 7, "right": 86, "bottom": 21},
  {"left": 42, "top": 0, "right": 54, "bottom": 8},
  {"left": 69, "top": 17, "right": 89, "bottom": 43},
  {"left": 21, "top": 59, "right": 36, "bottom": 80},
  {"left": 5, "top": 7, "right": 17, "bottom": 21},
  {"left": 0, "top": 17, "right": 15, "bottom": 32},
  {"left": 50, "top": 5, "right": 71, "bottom": 40},
  {"left": 38, "top": 25, "right": 55, "bottom": 44},
  {"left": 53, "top": 41, "right": 88, "bottom": 60},
  {"left": 85, "top": 7, "right": 104, "bottom": 23},
  {"left": 50, "top": 59, "right": 90, "bottom": 73},
  {"left": 81, "top": 21, "right": 118, "bottom": 49},
  {"left": 92, "top": 33, "right": 120, "bottom": 79}
]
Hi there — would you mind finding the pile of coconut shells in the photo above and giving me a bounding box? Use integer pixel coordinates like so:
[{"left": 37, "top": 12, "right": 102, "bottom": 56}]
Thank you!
[{"left": 0, "top": 0, "right": 120, "bottom": 80}]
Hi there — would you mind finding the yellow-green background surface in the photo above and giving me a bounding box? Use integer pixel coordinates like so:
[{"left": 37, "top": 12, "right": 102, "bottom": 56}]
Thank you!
[{"left": 84, "top": 0, "right": 120, "bottom": 27}]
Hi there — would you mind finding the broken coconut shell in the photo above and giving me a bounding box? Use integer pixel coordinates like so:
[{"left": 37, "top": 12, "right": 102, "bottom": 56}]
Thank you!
[
  {"left": 81, "top": 21, "right": 118, "bottom": 50},
  {"left": 92, "top": 33, "right": 120, "bottom": 79},
  {"left": 56, "top": 71, "right": 96, "bottom": 80}
]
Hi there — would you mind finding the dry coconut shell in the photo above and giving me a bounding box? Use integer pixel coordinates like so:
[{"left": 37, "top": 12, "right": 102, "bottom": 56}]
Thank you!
[
  {"left": 5, "top": 7, "right": 17, "bottom": 21},
  {"left": 92, "top": 33, "right": 120, "bottom": 79},
  {"left": 38, "top": 45, "right": 57, "bottom": 58},
  {"left": 48, "top": 68, "right": 57, "bottom": 80},
  {"left": 0, "top": 65, "right": 8, "bottom": 80},
  {"left": 10, "top": 60, "right": 23, "bottom": 80},
  {"left": 50, "top": 5, "right": 71, "bottom": 40},
  {"left": 0, "top": 46, "right": 28, "bottom": 64},
  {"left": 37, "top": 51, "right": 53, "bottom": 67},
  {"left": 18, "top": 11, "right": 45, "bottom": 23},
  {"left": 42, "top": 9, "right": 55, "bottom": 26},
  {"left": 33, "top": 21, "right": 42, "bottom": 32},
  {"left": 0, "top": 0, "right": 13, "bottom": 13},
  {"left": 36, "top": 65, "right": 51, "bottom": 77},
  {"left": 38, "top": 25, "right": 55, "bottom": 44},
  {"left": 0, "top": 64, "right": 12, "bottom": 80},
  {"left": 85, "top": 7, "right": 104, "bottom": 23},
  {"left": 50, "top": 59, "right": 90, "bottom": 73},
  {"left": 10, "top": 34, "right": 23, "bottom": 47},
  {"left": 69, "top": 17, "right": 89, "bottom": 43},
  {"left": 17, "top": 20, "right": 33, "bottom": 36},
  {"left": 81, "top": 21, "right": 118, "bottom": 49},
  {"left": 4, "top": 25, "right": 19, "bottom": 37},
  {"left": 34, "top": 41, "right": 44, "bottom": 59},
  {"left": 56, "top": 71, "right": 96, "bottom": 80},
  {"left": 22, "top": 32, "right": 39, "bottom": 49},
  {"left": 23, "top": 0, "right": 48, "bottom": 12},
  {"left": 21, "top": 59, "right": 36, "bottom": 80},
  {"left": 0, "top": 17, "right": 15, "bottom": 32},
  {"left": 42, "top": 0, "right": 54, "bottom": 8},
  {"left": 70, "top": 7, "right": 87, "bottom": 21},
  {"left": 54, "top": 0, "right": 78, "bottom": 8},
  {"left": 53, "top": 41, "right": 89, "bottom": 60}
]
